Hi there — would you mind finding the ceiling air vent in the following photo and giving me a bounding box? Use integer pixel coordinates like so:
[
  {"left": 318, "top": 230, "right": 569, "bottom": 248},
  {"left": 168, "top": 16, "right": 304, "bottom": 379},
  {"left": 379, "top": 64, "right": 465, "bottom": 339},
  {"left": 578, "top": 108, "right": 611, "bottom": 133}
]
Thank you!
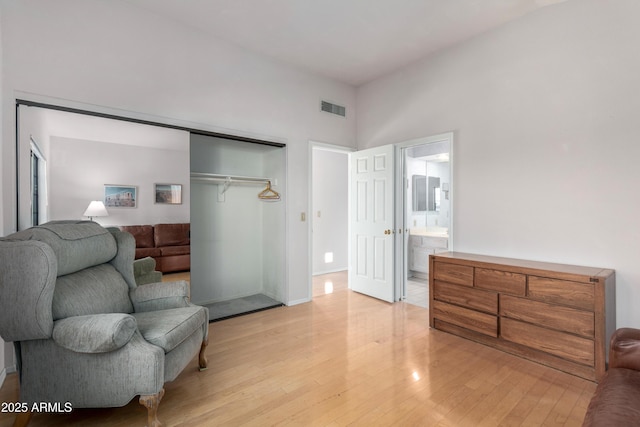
[{"left": 321, "top": 100, "right": 346, "bottom": 117}]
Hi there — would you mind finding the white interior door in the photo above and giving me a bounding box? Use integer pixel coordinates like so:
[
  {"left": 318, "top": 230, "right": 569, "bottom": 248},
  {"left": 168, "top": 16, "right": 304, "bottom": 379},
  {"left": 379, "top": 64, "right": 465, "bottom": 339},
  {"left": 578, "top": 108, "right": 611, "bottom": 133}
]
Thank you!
[{"left": 350, "top": 144, "right": 395, "bottom": 302}]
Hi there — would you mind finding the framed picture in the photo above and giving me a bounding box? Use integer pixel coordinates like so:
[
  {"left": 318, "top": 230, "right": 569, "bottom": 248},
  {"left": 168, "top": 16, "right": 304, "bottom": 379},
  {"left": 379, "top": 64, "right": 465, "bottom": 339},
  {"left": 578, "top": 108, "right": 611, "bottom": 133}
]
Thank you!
[
  {"left": 104, "top": 185, "right": 137, "bottom": 208},
  {"left": 155, "top": 183, "right": 182, "bottom": 205}
]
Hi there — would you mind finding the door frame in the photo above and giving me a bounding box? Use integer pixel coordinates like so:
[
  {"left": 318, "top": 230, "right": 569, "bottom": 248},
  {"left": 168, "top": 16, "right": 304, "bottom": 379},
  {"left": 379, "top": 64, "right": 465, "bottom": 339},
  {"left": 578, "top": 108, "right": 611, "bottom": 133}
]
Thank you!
[
  {"left": 308, "top": 141, "right": 354, "bottom": 300},
  {"left": 395, "top": 132, "right": 454, "bottom": 301}
]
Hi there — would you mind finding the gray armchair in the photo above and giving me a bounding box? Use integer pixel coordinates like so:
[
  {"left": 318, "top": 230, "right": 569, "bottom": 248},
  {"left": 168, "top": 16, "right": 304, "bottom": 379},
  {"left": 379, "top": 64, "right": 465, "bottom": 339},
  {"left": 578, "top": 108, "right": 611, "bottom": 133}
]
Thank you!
[{"left": 0, "top": 220, "right": 209, "bottom": 427}]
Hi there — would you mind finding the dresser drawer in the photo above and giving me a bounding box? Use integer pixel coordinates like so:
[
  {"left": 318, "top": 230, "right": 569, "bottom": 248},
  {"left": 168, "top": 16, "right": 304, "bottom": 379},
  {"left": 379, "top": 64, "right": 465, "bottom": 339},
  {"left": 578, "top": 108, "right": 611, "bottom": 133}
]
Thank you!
[
  {"left": 501, "top": 317, "right": 594, "bottom": 366},
  {"left": 475, "top": 268, "right": 526, "bottom": 296},
  {"left": 500, "top": 294, "right": 594, "bottom": 338},
  {"left": 433, "top": 262, "right": 474, "bottom": 287},
  {"left": 434, "top": 280, "right": 498, "bottom": 314},
  {"left": 528, "top": 276, "right": 594, "bottom": 311},
  {"left": 432, "top": 300, "right": 497, "bottom": 337}
]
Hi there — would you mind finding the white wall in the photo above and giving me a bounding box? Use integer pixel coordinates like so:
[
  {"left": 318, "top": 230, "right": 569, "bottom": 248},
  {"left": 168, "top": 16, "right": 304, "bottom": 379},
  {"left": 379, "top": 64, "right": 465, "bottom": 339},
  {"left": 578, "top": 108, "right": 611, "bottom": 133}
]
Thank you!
[
  {"left": 49, "top": 136, "right": 189, "bottom": 226},
  {"left": 312, "top": 148, "right": 348, "bottom": 274},
  {"left": 357, "top": 0, "right": 640, "bottom": 327},
  {"left": 0, "top": 0, "right": 357, "bottom": 309}
]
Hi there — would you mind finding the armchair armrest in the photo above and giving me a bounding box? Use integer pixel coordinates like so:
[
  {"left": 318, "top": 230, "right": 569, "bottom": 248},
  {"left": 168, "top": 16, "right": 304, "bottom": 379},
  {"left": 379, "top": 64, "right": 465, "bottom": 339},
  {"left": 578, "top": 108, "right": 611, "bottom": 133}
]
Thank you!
[
  {"left": 52, "top": 313, "right": 137, "bottom": 353},
  {"left": 130, "top": 280, "right": 190, "bottom": 312},
  {"left": 134, "top": 256, "right": 157, "bottom": 276},
  {"left": 609, "top": 328, "right": 640, "bottom": 370}
]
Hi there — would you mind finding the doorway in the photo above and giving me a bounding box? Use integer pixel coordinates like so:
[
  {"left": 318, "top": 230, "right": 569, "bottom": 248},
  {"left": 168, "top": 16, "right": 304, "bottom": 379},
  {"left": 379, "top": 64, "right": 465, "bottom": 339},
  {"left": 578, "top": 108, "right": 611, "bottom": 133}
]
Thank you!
[
  {"left": 398, "top": 134, "right": 453, "bottom": 308},
  {"left": 310, "top": 142, "right": 351, "bottom": 299}
]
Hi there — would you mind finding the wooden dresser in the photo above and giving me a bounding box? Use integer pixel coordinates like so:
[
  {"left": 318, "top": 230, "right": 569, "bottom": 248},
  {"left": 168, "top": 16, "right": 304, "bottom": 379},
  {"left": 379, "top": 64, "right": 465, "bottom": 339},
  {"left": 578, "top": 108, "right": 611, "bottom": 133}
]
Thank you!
[{"left": 429, "top": 252, "right": 615, "bottom": 381}]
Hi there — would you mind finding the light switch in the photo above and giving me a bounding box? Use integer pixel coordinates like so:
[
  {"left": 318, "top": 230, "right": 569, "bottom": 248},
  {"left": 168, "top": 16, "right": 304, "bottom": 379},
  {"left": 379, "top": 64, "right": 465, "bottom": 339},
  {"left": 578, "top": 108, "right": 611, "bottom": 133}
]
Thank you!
[{"left": 301, "top": 212, "right": 306, "bottom": 221}]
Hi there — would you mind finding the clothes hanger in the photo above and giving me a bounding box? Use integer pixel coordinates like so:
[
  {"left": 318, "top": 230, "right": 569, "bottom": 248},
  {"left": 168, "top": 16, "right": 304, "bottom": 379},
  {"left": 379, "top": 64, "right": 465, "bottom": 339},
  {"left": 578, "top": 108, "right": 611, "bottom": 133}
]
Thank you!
[{"left": 258, "top": 181, "right": 280, "bottom": 200}]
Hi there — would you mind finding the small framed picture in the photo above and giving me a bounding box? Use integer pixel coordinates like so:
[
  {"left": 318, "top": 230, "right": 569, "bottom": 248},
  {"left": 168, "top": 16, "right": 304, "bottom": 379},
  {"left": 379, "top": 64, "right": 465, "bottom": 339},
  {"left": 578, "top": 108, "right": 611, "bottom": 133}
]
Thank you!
[
  {"left": 104, "top": 185, "right": 137, "bottom": 208},
  {"left": 155, "top": 184, "right": 182, "bottom": 205}
]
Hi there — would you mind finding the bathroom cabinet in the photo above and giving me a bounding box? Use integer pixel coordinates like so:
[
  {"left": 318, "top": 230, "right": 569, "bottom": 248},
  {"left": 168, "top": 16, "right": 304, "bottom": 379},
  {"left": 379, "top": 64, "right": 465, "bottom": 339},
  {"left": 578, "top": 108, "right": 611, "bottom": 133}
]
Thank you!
[{"left": 408, "top": 233, "right": 448, "bottom": 277}]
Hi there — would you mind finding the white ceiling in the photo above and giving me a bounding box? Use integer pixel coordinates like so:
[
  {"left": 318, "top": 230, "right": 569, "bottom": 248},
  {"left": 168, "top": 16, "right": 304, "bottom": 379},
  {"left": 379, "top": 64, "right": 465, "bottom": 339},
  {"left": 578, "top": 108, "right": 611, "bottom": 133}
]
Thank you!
[{"left": 121, "top": 0, "right": 568, "bottom": 86}]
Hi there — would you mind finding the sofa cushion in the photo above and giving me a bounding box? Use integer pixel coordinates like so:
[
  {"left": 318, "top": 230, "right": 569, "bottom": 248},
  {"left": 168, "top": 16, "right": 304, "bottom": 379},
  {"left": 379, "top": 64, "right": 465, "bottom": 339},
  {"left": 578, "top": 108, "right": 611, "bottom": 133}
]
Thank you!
[
  {"left": 160, "top": 245, "right": 190, "bottom": 257},
  {"left": 136, "top": 247, "right": 162, "bottom": 259},
  {"left": 133, "top": 306, "right": 206, "bottom": 353},
  {"left": 120, "top": 225, "right": 154, "bottom": 248},
  {"left": 583, "top": 368, "right": 640, "bottom": 426},
  {"left": 155, "top": 255, "right": 190, "bottom": 274},
  {"left": 154, "top": 223, "right": 190, "bottom": 247}
]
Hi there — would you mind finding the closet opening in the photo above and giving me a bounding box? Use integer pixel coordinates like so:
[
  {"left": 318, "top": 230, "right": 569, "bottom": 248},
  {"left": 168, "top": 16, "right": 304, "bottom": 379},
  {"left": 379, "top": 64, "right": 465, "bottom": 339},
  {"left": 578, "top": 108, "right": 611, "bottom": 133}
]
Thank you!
[{"left": 190, "top": 135, "right": 287, "bottom": 321}]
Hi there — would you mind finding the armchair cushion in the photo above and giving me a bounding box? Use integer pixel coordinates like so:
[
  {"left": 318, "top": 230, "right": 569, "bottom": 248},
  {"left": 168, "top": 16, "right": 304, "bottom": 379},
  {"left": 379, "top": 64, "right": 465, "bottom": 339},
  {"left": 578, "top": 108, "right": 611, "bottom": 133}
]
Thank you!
[
  {"left": 53, "top": 313, "right": 137, "bottom": 353},
  {"left": 133, "top": 306, "right": 207, "bottom": 353},
  {"left": 11, "top": 220, "right": 117, "bottom": 276},
  {"left": 130, "top": 280, "right": 190, "bottom": 312},
  {"left": 52, "top": 264, "right": 133, "bottom": 320}
]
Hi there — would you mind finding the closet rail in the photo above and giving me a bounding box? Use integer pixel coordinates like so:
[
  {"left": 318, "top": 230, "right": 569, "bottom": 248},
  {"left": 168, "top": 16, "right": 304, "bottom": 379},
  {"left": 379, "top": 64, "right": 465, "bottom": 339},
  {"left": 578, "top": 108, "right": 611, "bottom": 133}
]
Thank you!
[{"left": 191, "top": 172, "right": 281, "bottom": 199}]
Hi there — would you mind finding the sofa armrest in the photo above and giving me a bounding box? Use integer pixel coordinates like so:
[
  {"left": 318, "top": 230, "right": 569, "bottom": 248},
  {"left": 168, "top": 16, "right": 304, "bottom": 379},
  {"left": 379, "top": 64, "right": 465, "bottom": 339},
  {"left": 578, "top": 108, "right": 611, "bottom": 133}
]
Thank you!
[
  {"left": 130, "top": 280, "right": 190, "bottom": 312},
  {"left": 52, "top": 313, "right": 137, "bottom": 353},
  {"left": 609, "top": 328, "right": 640, "bottom": 370}
]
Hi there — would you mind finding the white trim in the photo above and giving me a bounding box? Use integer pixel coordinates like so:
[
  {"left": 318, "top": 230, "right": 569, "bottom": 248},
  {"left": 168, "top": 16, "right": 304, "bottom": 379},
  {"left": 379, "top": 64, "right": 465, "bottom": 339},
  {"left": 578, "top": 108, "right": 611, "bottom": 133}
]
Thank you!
[
  {"left": 286, "top": 297, "right": 311, "bottom": 306},
  {"left": 15, "top": 90, "right": 287, "bottom": 146},
  {"left": 312, "top": 268, "right": 348, "bottom": 276}
]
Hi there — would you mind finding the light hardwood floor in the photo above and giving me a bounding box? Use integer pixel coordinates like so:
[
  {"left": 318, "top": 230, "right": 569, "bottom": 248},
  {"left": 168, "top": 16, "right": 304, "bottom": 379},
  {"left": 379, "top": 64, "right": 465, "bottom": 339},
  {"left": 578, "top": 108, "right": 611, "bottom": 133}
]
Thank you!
[{"left": 0, "top": 272, "right": 596, "bottom": 426}]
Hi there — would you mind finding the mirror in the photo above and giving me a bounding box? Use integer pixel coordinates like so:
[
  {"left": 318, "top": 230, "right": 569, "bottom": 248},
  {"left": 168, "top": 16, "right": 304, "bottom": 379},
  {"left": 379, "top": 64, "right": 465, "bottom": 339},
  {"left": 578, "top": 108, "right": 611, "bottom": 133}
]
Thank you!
[
  {"left": 412, "top": 175, "right": 427, "bottom": 211},
  {"left": 428, "top": 176, "right": 440, "bottom": 212},
  {"left": 17, "top": 105, "right": 190, "bottom": 229}
]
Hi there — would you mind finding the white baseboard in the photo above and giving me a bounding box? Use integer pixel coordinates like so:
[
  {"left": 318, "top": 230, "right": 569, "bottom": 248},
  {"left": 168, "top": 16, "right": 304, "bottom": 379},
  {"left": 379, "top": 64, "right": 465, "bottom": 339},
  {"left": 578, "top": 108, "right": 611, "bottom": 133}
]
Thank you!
[
  {"left": 312, "top": 268, "right": 348, "bottom": 276},
  {"left": 286, "top": 297, "right": 311, "bottom": 306}
]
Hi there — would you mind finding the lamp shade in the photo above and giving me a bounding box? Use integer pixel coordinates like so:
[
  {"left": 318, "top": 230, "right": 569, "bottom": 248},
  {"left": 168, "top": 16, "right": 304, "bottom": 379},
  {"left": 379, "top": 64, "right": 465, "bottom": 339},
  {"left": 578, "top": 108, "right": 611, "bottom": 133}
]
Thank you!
[{"left": 83, "top": 201, "right": 109, "bottom": 219}]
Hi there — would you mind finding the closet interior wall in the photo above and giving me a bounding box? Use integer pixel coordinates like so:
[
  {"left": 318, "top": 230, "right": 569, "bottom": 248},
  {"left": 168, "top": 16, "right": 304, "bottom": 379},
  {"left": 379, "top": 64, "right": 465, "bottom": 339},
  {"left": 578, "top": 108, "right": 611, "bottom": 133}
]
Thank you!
[{"left": 189, "top": 135, "right": 286, "bottom": 306}]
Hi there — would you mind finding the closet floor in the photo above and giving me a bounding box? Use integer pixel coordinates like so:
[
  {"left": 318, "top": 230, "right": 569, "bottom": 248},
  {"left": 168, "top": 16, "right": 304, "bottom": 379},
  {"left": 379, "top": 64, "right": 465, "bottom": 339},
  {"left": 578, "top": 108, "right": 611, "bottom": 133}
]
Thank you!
[
  {"left": 205, "top": 294, "right": 284, "bottom": 322},
  {"left": 162, "top": 272, "right": 284, "bottom": 322}
]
